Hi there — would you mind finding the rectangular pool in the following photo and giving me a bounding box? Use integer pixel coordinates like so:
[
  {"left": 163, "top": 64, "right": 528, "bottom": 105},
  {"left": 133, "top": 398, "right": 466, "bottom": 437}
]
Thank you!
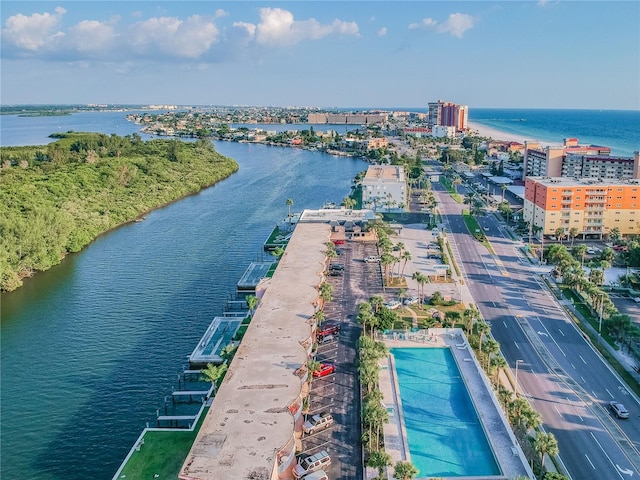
[{"left": 391, "top": 347, "right": 502, "bottom": 478}]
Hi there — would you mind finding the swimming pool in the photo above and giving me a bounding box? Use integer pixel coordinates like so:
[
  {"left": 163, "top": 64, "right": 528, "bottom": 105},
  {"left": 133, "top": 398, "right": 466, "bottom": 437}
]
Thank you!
[{"left": 391, "top": 347, "right": 502, "bottom": 478}]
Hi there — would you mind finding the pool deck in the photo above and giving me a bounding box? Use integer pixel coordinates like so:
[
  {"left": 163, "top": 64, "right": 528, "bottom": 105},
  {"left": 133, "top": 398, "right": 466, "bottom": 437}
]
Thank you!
[{"left": 376, "top": 328, "right": 534, "bottom": 480}]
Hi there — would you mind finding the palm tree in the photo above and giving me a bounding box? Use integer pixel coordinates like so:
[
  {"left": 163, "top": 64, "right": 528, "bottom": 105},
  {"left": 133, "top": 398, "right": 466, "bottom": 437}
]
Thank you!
[
  {"left": 370, "top": 295, "right": 385, "bottom": 314},
  {"left": 367, "top": 450, "right": 392, "bottom": 477},
  {"left": 201, "top": 362, "right": 228, "bottom": 390},
  {"left": 555, "top": 227, "right": 565, "bottom": 245},
  {"left": 476, "top": 321, "right": 490, "bottom": 352},
  {"left": 412, "top": 272, "right": 428, "bottom": 306},
  {"left": 246, "top": 294, "right": 258, "bottom": 316},
  {"left": 393, "top": 461, "right": 419, "bottom": 480},
  {"left": 307, "top": 359, "right": 321, "bottom": 381},
  {"left": 569, "top": 227, "right": 579, "bottom": 247},
  {"left": 490, "top": 355, "right": 508, "bottom": 387},
  {"left": 482, "top": 338, "right": 500, "bottom": 370},
  {"left": 286, "top": 197, "right": 294, "bottom": 223},
  {"left": 313, "top": 310, "right": 326, "bottom": 327},
  {"left": 380, "top": 252, "right": 395, "bottom": 285},
  {"left": 342, "top": 196, "right": 356, "bottom": 210},
  {"left": 573, "top": 244, "right": 587, "bottom": 267},
  {"left": 534, "top": 431, "right": 559, "bottom": 466},
  {"left": 501, "top": 183, "right": 508, "bottom": 202},
  {"left": 319, "top": 282, "right": 333, "bottom": 306},
  {"left": 400, "top": 250, "right": 412, "bottom": 276}
]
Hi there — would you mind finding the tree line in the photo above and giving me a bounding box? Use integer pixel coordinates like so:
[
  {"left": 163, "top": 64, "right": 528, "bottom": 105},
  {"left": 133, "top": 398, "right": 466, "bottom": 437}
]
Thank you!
[{"left": 0, "top": 133, "right": 238, "bottom": 291}]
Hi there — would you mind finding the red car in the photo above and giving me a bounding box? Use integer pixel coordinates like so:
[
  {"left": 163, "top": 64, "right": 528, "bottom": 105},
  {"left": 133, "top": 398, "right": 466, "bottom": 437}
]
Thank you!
[
  {"left": 332, "top": 239, "right": 345, "bottom": 245},
  {"left": 313, "top": 363, "right": 335, "bottom": 378},
  {"left": 317, "top": 323, "right": 340, "bottom": 337}
]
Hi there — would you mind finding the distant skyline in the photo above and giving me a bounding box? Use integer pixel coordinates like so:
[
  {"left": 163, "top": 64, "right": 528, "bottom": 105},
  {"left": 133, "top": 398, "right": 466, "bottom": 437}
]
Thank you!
[{"left": 1, "top": 1, "right": 639, "bottom": 110}]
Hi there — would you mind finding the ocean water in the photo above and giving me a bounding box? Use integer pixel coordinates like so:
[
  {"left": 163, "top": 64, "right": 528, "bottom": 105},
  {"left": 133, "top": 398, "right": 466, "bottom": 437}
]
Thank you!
[{"left": 468, "top": 108, "right": 639, "bottom": 157}]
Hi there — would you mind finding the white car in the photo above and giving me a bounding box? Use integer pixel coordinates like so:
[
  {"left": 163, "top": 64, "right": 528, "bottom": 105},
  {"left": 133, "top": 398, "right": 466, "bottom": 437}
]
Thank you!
[
  {"left": 384, "top": 300, "right": 401, "bottom": 310},
  {"left": 302, "top": 412, "right": 334, "bottom": 434},
  {"left": 364, "top": 255, "right": 380, "bottom": 263},
  {"left": 403, "top": 296, "right": 420, "bottom": 305}
]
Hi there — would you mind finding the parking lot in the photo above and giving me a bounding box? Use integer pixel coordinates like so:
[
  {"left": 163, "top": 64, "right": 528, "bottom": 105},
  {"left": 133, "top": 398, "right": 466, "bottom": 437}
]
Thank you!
[{"left": 298, "top": 240, "right": 384, "bottom": 480}]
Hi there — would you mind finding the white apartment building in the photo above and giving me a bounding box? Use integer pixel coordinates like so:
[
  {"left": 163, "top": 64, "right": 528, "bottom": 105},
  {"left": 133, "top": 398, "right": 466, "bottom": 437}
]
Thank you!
[{"left": 361, "top": 165, "right": 407, "bottom": 212}]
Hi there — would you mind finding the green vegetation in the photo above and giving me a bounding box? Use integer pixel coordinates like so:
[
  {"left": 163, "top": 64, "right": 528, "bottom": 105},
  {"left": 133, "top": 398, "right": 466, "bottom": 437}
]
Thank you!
[
  {"left": 117, "top": 406, "right": 209, "bottom": 479},
  {"left": 439, "top": 176, "right": 462, "bottom": 203},
  {"left": 0, "top": 133, "right": 238, "bottom": 291},
  {"left": 461, "top": 209, "right": 495, "bottom": 254}
]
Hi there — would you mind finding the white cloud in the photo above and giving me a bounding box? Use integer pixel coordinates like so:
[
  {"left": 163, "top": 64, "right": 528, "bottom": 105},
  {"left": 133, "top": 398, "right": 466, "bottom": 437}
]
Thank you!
[
  {"left": 408, "top": 18, "right": 437, "bottom": 30},
  {"left": 408, "top": 13, "right": 474, "bottom": 38},
  {"left": 2, "top": 6, "right": 65, "bottom": 50},
  {"left": 253, "top": 7, "right": 359, "bottom": 46},
  {"left": 438, "top": 13, "right": 474, "bottom": 38},
  {"left": 129, "top": 15, "right": 219, "bottom": 58},
  {"left": 214, "top": 9, "right": 228, "bottom": 19},
  {"left": 378, "top": 27, "right": 387, "bottom": 37},
  {"left": 66, "top": 20, "right": 117, "bottom": 53}
]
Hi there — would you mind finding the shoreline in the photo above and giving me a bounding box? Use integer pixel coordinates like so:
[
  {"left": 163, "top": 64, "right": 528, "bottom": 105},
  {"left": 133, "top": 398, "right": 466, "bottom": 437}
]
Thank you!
[{"left": 468, "top": 120, "right": 557, "bottom": 147}]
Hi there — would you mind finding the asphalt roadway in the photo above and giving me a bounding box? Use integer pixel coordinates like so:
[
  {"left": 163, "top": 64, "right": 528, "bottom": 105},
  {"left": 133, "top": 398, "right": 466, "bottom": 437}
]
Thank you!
[{"left": 432, "top": 180, "right": 640, "bottom": 480}]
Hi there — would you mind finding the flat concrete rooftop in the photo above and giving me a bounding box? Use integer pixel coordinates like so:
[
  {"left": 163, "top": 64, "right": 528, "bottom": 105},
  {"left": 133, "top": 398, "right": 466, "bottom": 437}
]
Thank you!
[{"left": 180, "top": 222, "right": 330, "bottom": 480}]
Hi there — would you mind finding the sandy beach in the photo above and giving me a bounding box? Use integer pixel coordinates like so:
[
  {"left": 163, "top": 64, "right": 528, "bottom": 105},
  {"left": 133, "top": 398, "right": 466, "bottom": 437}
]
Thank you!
[{"left": 468, "top": 120, "right": 556, "bottom": 147}]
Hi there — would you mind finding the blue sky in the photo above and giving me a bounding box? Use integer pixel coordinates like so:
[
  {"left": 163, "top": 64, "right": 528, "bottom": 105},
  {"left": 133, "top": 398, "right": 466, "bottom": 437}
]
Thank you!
[{"left": 1, "top": 1, "right": 639, "bottom": 109}]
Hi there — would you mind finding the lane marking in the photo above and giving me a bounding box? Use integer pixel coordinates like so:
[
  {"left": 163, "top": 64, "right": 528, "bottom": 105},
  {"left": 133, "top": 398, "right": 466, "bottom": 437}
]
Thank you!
[
  {"left": 554, "top": 406, "right": 562, "bottom": 418},
  {"left": 606, "top": 388, "right": 614, "bottom": 399},
  {"left": 590, "top": 431, "right": 625, "bottom": 479},
  {"left": 503, "top": 320, "right": 507, "bottom": 328},
  {"left": 571, "top": 363, "right": 576, "bottom": 370},
  {"left": 585, "top": 454, "right": 595, "bottom": 469},
  {"left": 558, "top": 329, "right": 565, "bottom": 337},
  {"left": 579, "top": 355, "right": 587, "bottom": 364},
  {"left": 514, "top": 341, "right": 520, "bottom": 350}
]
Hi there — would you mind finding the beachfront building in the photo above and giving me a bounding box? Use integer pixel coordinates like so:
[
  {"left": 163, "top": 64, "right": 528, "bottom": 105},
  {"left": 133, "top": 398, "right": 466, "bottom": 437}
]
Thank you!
[
  {"left": 361, "top": 165, "right": 407, "bottom": 212},
  {"left": 432, "top": 125, "right": 457, "bottom": 138},
  {"left": 427, "top": 100, "right": 468, "bottom": 131},
  {"left": 522, "top": 138, "right": 639, "bottom": 181},
  {"left": 307, "top": 112, "right": 388, "bottom": 124},
  {"left": 523, "top": 176, "right": 640, "bottom": 239}
]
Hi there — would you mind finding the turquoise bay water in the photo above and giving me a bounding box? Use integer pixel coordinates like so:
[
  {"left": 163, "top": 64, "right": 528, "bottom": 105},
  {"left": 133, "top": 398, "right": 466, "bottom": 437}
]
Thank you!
[{"left": 391, "top": 347, "right": 500, "bottom": 478}]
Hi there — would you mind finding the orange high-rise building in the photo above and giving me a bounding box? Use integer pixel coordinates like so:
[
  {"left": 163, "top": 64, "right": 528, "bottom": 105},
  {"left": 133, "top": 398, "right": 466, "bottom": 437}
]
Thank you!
[{"left": 523, "top": 176, "right": 640, "bottom": 239}]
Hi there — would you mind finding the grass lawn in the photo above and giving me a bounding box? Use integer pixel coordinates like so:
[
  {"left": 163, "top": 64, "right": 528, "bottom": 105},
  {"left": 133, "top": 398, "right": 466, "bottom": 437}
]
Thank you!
[
  {"left": 462, "top": 209, "right": 495, "bottom": 254},
  {"left": 440, "top": 176, "right": 463, "bottom": 203},
  {"left": 117, "top": 407, "right": 210, "bottom": 479}
]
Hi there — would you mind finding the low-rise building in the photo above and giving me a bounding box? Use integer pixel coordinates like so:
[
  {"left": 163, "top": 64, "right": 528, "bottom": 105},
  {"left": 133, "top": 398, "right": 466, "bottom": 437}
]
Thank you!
[
  {"left": 361, "top": 165, "right": 407, "bottom": 212},
  {"left": 523, "top": 176, "right": 640, "bottom": 239}
]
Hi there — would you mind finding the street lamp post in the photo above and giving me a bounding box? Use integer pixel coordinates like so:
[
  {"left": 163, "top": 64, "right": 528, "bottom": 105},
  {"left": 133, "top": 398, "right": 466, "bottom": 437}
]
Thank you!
[{"left": 515, "top": 359, "right": 524, "bottom": 397}]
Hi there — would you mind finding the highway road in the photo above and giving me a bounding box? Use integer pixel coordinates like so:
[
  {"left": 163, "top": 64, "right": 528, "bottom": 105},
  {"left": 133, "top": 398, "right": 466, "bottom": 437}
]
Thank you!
[{"left": 432, "top": 180, "right": 640, "bottom": 480}]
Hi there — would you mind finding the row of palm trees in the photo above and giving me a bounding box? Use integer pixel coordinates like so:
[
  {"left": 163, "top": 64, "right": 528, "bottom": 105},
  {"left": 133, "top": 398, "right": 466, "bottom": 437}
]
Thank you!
[
  {"left": 465, "top": 320, "right": 562, "bottom": 478},
  {"left": 546, "top": 243, "right": 637, "bottom": 347},
  {"left": 358, "top": 332, "right": 419, "bottom": 480}
]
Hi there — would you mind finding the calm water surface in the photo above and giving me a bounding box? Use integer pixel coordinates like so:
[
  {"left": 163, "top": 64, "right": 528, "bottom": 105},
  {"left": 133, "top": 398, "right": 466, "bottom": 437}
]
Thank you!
[{"left": 0, "top": 122, "right": 367, "bottom": 480}]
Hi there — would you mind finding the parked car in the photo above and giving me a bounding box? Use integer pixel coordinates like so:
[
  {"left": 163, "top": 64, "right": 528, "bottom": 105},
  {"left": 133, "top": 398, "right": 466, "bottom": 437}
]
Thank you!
[
  {"left": 300, "top": 470, "right": 329, "bottom": 480},
  {"left": 328, "top": 269, "right": 343, "bottom": 276},
  {"left": 609, "top": 401, "right": 629, "bottom": 419},
  {"left": 364, "top": 255, "right": 380, "bottom": 263},
  {"left": 313, "top": 363, "right": 335, "bottom": 378},
  {"left": 403, "top": 296, "right": 420, "bottom": 305},
  {"left": 318, "top": 334, "right": 336, "bottom": 344},
  {"left": 335, "top": 248, "right": 345, "bottom": 255},
  {"left": 329, "top": 264, "right": 345, "bottom": 271},
  {"left": 303, "top": 412, "right": 334, "bottom": 434},
  {"left": 318, "top": 323, "right": 340, "bottom": 336},
  {"left": 332, "top": 239, "right": 345, "bottom": 245},
  {"left": 293, "top": 451, "right": 331, "bottom": 478},
  {"left": 384, "top": 300, "right": 401, "bottom": 310},
  {"left": 633, "top": 297, "right": 640, "bottom": 303}
]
